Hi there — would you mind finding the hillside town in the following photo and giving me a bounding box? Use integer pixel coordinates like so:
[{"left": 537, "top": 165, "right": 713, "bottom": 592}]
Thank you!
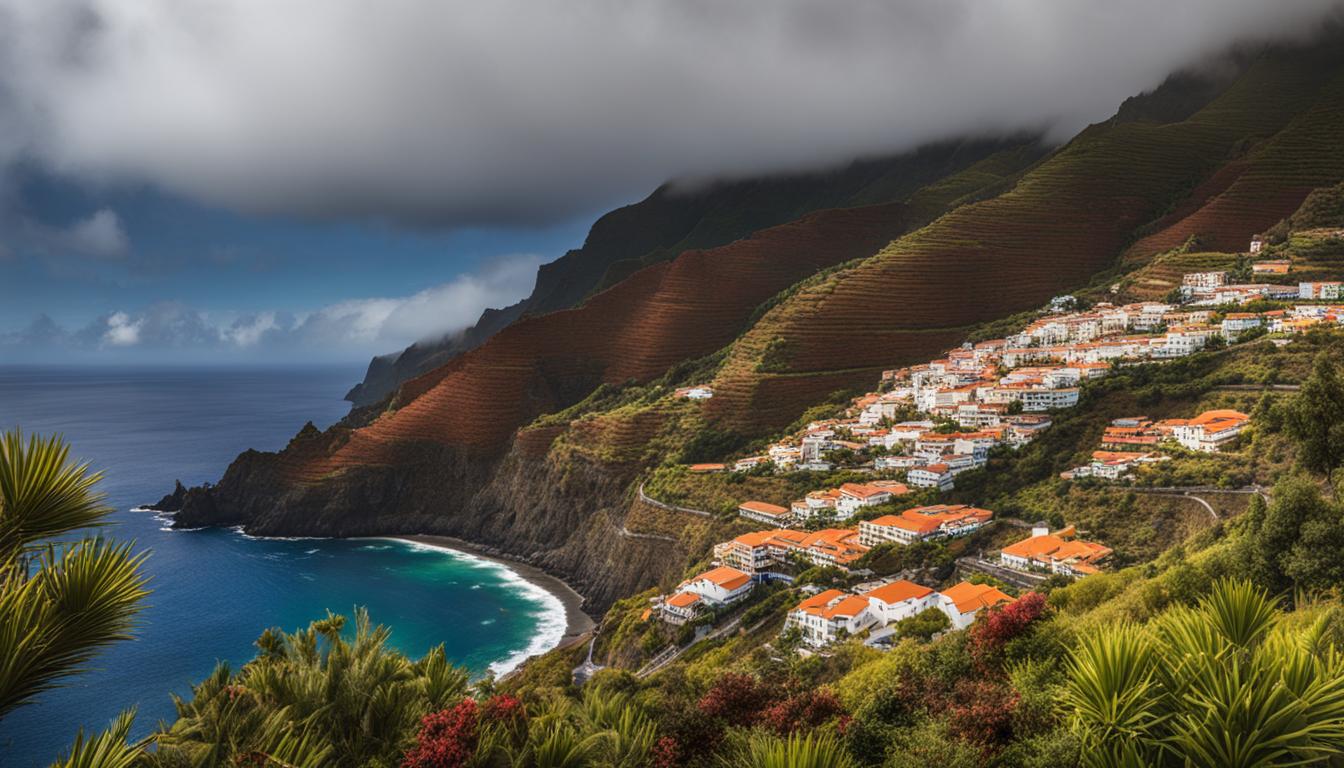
[{"left": 649, "top": 252, "right": 1344, "bottom": 653}]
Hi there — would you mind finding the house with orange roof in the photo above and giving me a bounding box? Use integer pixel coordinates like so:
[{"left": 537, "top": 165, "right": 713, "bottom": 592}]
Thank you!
[
  {"left": 1170, "top": 409, "right": 1250, "bottom": 452},
  {"left": 738, "top": 500, "right": 793, "bottom": 526},
  {"left": 786, "top": 589, "right": 879, "bottom": 647},
  {"left": 858, "top": 504, "right": 994, "bottom": 547},
  {"left": 1063, "top": 449, "right": 1164, "bottom": 481},
  {"left": 937, "top": 581, "right": 1014, "bottom": 629},
  {"left": 688, "top": 463, "right": 726, "bottom": 473},
  {"left": 862, "top": 579, "right": 937, "bottom": 624},
  {"left": 835, "top": 482, "right": 904, "bottom": 516},
  {"left": 797, "top": 528, "right": 870, "bottom": 569},
  {"left": 1000, "top": 525, "right": 1112, "bottom": 578},
  {"left": 661, "top": 565, "right": 754, "bottom": 624}
]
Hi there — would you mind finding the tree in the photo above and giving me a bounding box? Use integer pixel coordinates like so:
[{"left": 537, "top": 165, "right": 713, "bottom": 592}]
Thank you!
[
  {"left": 1284, "top": 352, "right": 1344, "bottom": 487},
  {"left": 1063, "top": 579, "right": 1344, "bottom": 767},
  {"left": 1239, "top": 477, "right": 1344, "bottom": 594},
  {"left": 154, "top": 609, "right": 470, "bottom": 767},
  {"left": 0, "top": 430, "right": 150, "bottom": 719}
]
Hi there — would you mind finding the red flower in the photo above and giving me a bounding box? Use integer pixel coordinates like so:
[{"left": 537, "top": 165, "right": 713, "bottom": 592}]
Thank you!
[
  {"left": 969, "top": 591, "right": 1047, "bottom": 660},
  {"left": 651, "top": 735, "right": 681, "bottom": 768},
  {"left": 401, "top": 699, "right": 481, "bottom": 768}
]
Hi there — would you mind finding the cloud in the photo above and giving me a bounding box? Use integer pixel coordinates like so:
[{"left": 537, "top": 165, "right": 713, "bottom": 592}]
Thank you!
[
  {"left": 0, "top": 253, "right": 544, "bottom": 361},
  {"left": 0, "top": 1, "right": 1341, "bottom": 228},
  {"left": 64, "top": 208, "right": 129, "bottom": 257}
]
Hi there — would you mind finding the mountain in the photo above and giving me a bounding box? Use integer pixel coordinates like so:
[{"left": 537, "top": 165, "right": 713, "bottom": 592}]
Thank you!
[
  {"left": 170, "top": 36, "right": 1344, "bottom": 612},
  {"left": 345, "top": 138, "right": 1044, "bottom": 407}
]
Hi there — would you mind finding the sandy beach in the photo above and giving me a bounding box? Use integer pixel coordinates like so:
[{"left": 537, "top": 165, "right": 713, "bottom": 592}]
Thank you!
[{"left": 392, "top": 534, "right": 596, "bottom": 646}]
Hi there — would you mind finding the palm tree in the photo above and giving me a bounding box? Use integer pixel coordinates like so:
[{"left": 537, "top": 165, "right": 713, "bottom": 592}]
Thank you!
[
  {"left": 153, "top": 608, "right": 469, "bottom": 767},
  {"left": 0, "top": 429, "right": 150, "bottom": 718},
  {"left": 727, "top": 732, "right": 856, "bottom": 768},
  {"left": 1063, "top": 578, "right": 1344, "bottom": 767}
]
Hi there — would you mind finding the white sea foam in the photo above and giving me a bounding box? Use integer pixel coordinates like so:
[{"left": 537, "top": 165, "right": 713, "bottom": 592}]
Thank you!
[{"left": 378, "top": 538, "right": 569, "bottom": 678}]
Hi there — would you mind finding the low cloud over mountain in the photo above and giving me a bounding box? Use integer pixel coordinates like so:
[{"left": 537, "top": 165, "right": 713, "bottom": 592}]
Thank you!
[{"left": 2, "top": 0, "right": 1342, "bottom": 228}]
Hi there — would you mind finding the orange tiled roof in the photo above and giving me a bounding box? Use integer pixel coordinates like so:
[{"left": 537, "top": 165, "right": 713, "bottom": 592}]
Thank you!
[
  {"left": 666, "top": 592, "right": 701, "bottom": 608},
  {"left": 864, "top": 579, "right": 934, "bottom": 605},
  {"left": 940, "top": 582, "right": 1013, "bottom": 614},
  {"left": 739, "top": 500, "right": 789, "bottom": 516},
  {"left": 685, "top": 566, "right": 752, "bottom": 591}
]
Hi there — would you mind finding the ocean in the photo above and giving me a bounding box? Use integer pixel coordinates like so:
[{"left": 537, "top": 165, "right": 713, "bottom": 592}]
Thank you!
[{"left": 0, "top": 365, "right": 564, "bottom": 767}]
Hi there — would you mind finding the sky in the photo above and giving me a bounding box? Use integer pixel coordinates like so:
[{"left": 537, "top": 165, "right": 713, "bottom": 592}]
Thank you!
[{"left": 3, "top": 0, "right": 1343, "bottom": 364}]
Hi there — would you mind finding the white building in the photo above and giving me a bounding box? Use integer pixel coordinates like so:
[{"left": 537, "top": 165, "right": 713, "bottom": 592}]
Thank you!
[
  {"left": 863, "top": 579, "right": 938, "bottom": 624},
  {"left": 738, "top": 501, "right": 793, "bottom": 526},
  {"left": 936, "top": 582, "right": 1014, "bottom": 630},
  {"left": 786, "top": 589, "right": 877, "bottom": 647}
]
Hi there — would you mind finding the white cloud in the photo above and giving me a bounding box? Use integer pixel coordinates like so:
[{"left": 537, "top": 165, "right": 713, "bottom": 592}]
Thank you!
[
  {"left": 102, "top": 311, "right": 141, "bottom": 345},
  {"left": 0, "top": 1, "right": 1340, "bottom": 227},
  {"left": 1, "top": 253, "right": 544, "bottom": 361}
]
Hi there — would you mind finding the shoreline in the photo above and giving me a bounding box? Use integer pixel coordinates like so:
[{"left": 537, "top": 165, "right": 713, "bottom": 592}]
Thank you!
[{"left": 389, "top": 534, "right": 596, "bottom": 648}]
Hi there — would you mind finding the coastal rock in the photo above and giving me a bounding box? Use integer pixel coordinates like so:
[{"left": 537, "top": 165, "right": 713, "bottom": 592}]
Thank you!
[{"left": 147, "top": 480, "right": 188, "bottom": 512}]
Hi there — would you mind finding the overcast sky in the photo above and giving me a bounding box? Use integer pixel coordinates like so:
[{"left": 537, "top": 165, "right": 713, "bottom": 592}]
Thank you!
[{"left": 2, "top": 0, "right": 1343, "bottom": 363}]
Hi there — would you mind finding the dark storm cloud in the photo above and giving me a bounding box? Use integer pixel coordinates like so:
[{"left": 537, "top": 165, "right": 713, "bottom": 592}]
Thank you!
[{"left": 0, "top": 0, "right": 1342, "bottom": 228}]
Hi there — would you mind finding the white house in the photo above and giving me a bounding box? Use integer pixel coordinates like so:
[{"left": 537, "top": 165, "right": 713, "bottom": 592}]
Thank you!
[
  {"left": 908, "top": 463, "right": 956, "bottom": 491},
  {"left": 738, "top": 501, "right": 793, "bottom": 526},
  {"left": 1168, "top": 409, "right": 1250, "bottom": 452},
  {"left": 1019, "top": 387, "right": 1080, "bottom": 412},
  {"left": 1221, "top": 313, "right": 1263, "bottom": 341},
  {"left": 1300, "top": 282, "right": 1343, "bottom": 300},
  {"left": 786, "top": 589, "right": 878, "bottom": 647},
  {"left": 835, "top": 483, "right": 906, "bottom": 516},
  {"left": 862, "top": 579, "right": 938, "bottom": 624},
  {"left": 936, "top": 581, "right": 1014, "bottom": 630},
  {"left": 675, "top": 386, "right": 714, "bottom": 400},
  {"left": 1000, "top": 525, "right": 1112, "bottom": 578},
  {"left": 662, "top": 566, "right": 755, "bottom": 622}
]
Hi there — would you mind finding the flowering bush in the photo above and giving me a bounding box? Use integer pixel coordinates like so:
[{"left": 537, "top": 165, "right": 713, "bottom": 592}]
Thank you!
[
  {"left": 945, "top": 679, "right": 1019, "bottom": 746},
  {"left": 759, "top": 689, "right": 845, "bottom": 735},
  {"left": 697, "top": 672, "right": 774, "bottom": 727},
  {"left": 401, "top": 698, "right": 480, "bottom": 768},
  {"left": 969, "top": 592, "right": 1047, "bottom": 660}
]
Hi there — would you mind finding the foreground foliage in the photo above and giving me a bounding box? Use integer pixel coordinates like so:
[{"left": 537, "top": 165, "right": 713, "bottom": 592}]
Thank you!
[
  {"left": 1065, "top": 579, "right": 1344, "bottom": 767},
  {"left": 0, "top": 430, "right": 149, "bottom": 719}
]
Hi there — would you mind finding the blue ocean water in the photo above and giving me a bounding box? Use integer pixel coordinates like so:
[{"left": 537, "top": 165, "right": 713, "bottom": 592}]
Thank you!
[{"left": 0, "top": 366, "right": 564, "bottom": 767}]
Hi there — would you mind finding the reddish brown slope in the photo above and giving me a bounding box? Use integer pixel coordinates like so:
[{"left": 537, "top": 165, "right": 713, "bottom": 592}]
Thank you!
[
  {"left": 705, "top": 51, "right": 1344, "bottom": 434},
  {"left": 293, "top": 203, "right": 912, "bottom": 478},
  {"left": 1125, "top": 69, "right": 1344, "bottom": 260}
]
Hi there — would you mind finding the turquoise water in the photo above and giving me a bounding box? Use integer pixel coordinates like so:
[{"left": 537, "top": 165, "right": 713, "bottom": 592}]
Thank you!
[{"left": 0, "top": 366, "right": 563, "bottom": 767}]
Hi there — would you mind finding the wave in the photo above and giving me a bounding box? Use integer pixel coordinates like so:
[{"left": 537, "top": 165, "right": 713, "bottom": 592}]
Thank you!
[{"left": 376, "top": 538, "right": 569, "bottom": 677}]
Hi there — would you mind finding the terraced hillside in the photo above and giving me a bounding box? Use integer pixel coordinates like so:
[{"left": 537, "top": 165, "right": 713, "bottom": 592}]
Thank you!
[
  {"left": 292, "top": 203, "right": 917, "bottom": 479},
  {"left": 346, "top": 137, "right": 1042, "bottom": 407},
  {"left": 705, "top": 44, "right": 1344, "bottom": 435}
]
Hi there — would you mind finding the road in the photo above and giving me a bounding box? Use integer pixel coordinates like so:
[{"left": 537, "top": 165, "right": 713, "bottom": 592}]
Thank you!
[{"left": 637, "top": 482, "right": 714, "bottom": 518}]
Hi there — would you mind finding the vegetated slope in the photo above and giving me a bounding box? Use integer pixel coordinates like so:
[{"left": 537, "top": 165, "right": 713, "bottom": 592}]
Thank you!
[
  {"left": 703, "top": 44, "right": 1344, "bottom": 436},
  {"left": 345, "top": 138, "right": 1043, "bottom": 407},
  {"left": 1124, "top": 56, "right": 1344, "bottom": 261},
  {"left": 1121, "top": 180, "right": 1344, "bottom": 301},
  {"left": 295, "top": 203, "right": 917, "bottom": 480}
]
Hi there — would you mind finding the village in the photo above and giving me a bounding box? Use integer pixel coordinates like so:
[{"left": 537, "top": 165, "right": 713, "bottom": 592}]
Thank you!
[{"left": 650, "top": 241, "right": 1344, "bottom": 653}]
